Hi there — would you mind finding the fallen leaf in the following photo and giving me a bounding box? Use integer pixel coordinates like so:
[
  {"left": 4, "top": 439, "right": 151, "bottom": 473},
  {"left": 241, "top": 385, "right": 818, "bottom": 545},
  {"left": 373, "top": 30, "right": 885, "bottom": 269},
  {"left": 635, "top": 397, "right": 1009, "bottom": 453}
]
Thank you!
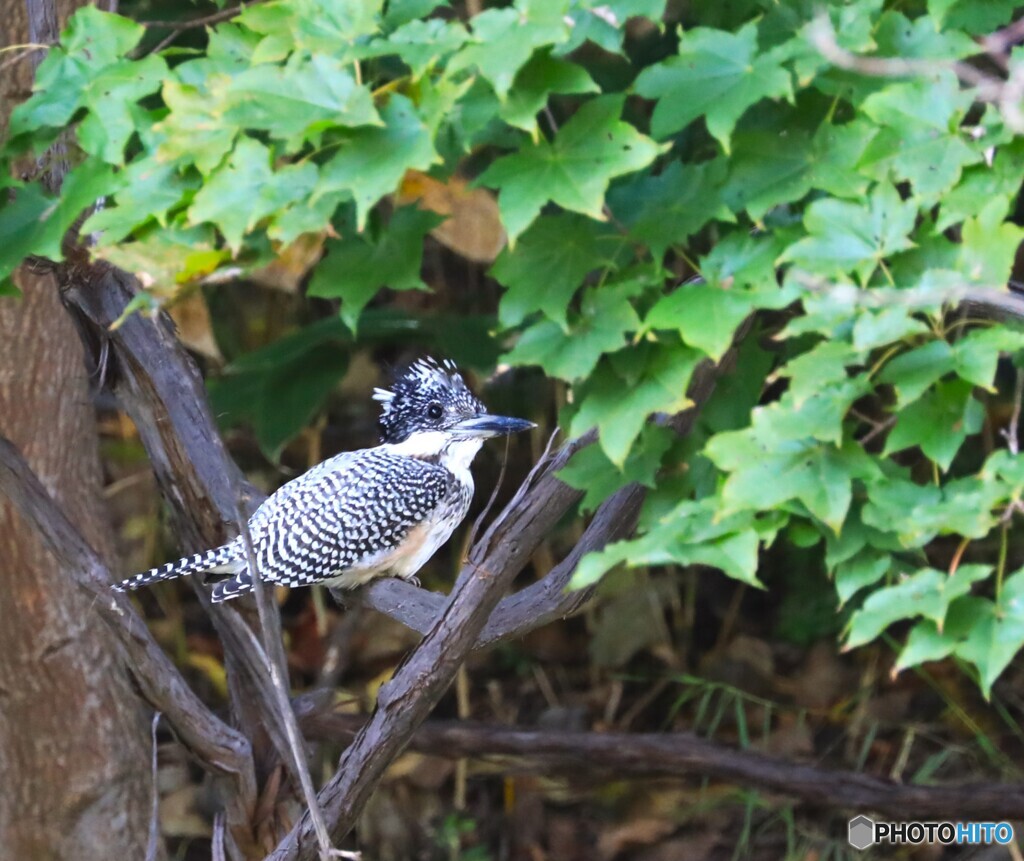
[
  {"left": 598, "top": 817, "right": 676, "bottom": 860},
  {"left": 250, "top": 232, "right": 327, "bottom": 293},
  {"left": 168, "top": 290, "right": 222, "bottom": 361},
  {"left": 397, "top": 169, "right": 506, "bottom": 263}
]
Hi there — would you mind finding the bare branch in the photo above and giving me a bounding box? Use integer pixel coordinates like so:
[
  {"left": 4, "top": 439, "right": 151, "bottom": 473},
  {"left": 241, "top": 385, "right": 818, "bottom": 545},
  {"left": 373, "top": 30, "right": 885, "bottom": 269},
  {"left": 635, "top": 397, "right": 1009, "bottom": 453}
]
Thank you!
[
  {"left": 1003, "top": 366, "right": 1024, "bottom": 456},
  {"left": 808, "top": 14, "right": 1024, "bottom": 132},
  {"left": 297, "top": 712, "right": 1024, "bottom": 822},
  {"left": 235, "top": 505, "right": 337, "bottom": 861},
  {"left": 46, "top": 258, "right": 300, "bottom": 781},
  {"left": 266, "top": 429, "right": 595, "bottom": 860},
  {"left": 142, "top": 4, "right": 251, "bottom": 29},
  {"left": 146, "top": 712, "right": 162, "bottom": 861},
  {"left": 0, "top": 435, "right": 258, "bottom": 840}
]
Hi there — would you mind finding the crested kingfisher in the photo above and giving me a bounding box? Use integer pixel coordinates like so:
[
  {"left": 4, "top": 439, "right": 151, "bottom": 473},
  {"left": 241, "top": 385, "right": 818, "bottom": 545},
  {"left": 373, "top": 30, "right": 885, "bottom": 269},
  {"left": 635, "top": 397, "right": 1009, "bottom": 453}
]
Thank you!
[{"left": 114, "top": 358, "right": 534, "bottom": 601}]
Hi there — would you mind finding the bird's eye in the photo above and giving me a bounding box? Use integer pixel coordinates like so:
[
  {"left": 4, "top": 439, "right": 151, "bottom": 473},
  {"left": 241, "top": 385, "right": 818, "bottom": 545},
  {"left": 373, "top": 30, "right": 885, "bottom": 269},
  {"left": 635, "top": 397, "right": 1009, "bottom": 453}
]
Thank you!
[{"left": 427, "top": 402, "right": 444, "bottom": 420}]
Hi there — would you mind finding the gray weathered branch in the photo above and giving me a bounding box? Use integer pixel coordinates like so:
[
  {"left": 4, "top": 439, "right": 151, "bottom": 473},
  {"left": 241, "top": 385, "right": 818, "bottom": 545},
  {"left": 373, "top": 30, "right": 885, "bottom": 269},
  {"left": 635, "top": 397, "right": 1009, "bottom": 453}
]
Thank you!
[
  {"left": 297, "top": 711, "right": 1024, "bottom": 822},
  {"left": 0, "top": 435, "right": 258, "bottom": 843}
]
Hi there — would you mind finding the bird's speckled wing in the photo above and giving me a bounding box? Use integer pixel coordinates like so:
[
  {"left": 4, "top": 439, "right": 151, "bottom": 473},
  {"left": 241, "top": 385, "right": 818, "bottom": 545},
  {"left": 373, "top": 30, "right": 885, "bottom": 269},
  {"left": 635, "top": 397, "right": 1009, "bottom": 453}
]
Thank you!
[{"left": 212, "top": 449, "right": 453, "bottom": 599}]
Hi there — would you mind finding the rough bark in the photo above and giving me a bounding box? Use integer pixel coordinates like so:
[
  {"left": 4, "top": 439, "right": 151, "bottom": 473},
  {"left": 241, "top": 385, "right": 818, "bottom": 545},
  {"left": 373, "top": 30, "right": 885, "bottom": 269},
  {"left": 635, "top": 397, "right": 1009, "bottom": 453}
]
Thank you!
[{"left": 0, "top": 3, "right": 152, "bottom": 858}]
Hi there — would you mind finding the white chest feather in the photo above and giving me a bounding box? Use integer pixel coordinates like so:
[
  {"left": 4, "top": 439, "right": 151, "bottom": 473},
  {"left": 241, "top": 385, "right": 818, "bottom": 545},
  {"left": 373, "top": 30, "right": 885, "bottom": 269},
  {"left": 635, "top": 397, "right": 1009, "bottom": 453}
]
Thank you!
[{"left": 328, "top": 433, "right": 480, "bottom": 589}]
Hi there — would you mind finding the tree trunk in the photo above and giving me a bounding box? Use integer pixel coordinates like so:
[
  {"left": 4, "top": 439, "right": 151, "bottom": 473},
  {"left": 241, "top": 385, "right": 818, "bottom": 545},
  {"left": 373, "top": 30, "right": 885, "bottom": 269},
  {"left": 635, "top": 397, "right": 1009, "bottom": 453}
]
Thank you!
[{"left": 0, "top": 2, "right": 153, "bottom": 858}]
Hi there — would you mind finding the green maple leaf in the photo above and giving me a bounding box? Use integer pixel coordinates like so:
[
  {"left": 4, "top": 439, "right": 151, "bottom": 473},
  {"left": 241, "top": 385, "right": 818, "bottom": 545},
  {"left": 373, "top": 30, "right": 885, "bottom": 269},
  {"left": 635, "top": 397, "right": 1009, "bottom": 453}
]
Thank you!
[
  {"left": 490, "top": 212, "right": 628, "bottom": 328},
  {"left": 781, "top": 341, "right": 865, "bottom": 406},
  {"left": 607, "top": 159, "right": 733, "bottom": 260},
  {"left": 558, "top": 0, "right": 667, "bottom": 56},
  {"left": 558, "top": 424, "right": 674, "bottom": 513},
  {"left": 722, "top": 121, "right": 876, "bottom": 221},
  {"left": 634, "top": 22, "right": 792, "bottom": 150},
  {"left": 834, "top": 550, "right": 891, "bottom": 606},
  {"left": 209, "top": 318, "right": 350, "bottom": 459},
  {"left": 884, "top": 379, "right": 984, "bottom": 470},
  {"left": 8, "top": 7, "right": 164, "bottom": 164},
  {"left": 846, "top": 565, "right": 992, "bottom": 650},
  {"left": 862, "top": 475, "right": 1001, "bottom": 547},
  {"left": 645, "top": 232, "right": 791, "bottom": 360},
  {"left": 646, "top": 283, "right": 755, "bottom": 361},
  {"left": 937, "top": 141, "right": 1024, "bottom": 231},
  {"left": 223, "top": 55, "right": 380, "bottom": 147},
  {"left": 506, "top": 277, "right": 642, "bottom": 380},
  {"left": 499, "top": 50, "right": 598, "bottom": 132},
  {"left": 383, "top": 0, "right": 452, "bottom": 28},
  {"left": 706, "top": 416, "right": 878, "bottom": 532},
  {"left": 316, "top": 95, "right": 437, "bottom": 230},
  {"left": 375, "top": 18, "right": 468, "bottom": 77},
  {"left": 955, "top": 572, "right": 1024, "bottom": 697},
  {"left": 74, "top": 55, "right": 167, "bottom": 164},
  {"left": 186, "top": 139, "right": 318, "bottom": 251},
  {"left": 308, "top": 206, "right": 440, "bottom": 331},
  {"left": 479, "top": 95, "right": 665, "bottom": 242},
  {"left": 155, "top": 81, "right": 237, "bottom": 174},
  {"left": 958, "top": 199, "right": 1024, "bottom": 286},
  {"left": 879, "top": 339, "right": 955, "bottom": 406},
  {"left": 0, "top": 162, "right": 121, "bottom": 281},
  {"left": 572, "top": 499, "right": 786, "bottom": 590},
  {"left": 779, "top": 183, "right": 917, "bottom": 284},
  {"left": 83, "top": 162, "right": 200, "bottom": 245},
  {"left": 240, "top": 0, "right": 384, "bottom": 58},
  {"left": 569, "top": 344, "right": 700, "bottom": 466},
  {"left": 448, "top": 0, "right": 570, "bottom": 99},
  {"left": 859, "top": 71, "right": 979, "bottom": 200}
]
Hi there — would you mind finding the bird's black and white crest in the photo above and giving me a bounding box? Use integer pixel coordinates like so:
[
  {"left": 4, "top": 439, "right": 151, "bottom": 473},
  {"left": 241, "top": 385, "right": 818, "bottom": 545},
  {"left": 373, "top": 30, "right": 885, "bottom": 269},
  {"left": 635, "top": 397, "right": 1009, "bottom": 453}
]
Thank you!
[{"left": 374, "top": 357, "right": 486, "bottom": 444}]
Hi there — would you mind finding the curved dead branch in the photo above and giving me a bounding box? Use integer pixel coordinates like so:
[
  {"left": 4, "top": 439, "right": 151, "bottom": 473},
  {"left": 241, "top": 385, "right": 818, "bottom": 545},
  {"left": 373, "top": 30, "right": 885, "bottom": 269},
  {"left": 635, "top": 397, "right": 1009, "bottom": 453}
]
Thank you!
[
  {"left": 298, "top": 711, "right": 1024, "bottom": 822},
  {"left": 0, "top": 436, "right": 258, "bottom": 840}
]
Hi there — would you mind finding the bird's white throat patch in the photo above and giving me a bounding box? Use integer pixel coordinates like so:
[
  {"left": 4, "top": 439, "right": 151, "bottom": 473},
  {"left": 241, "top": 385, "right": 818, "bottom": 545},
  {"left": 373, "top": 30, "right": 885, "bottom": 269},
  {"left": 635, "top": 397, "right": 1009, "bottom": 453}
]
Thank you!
[{"left": 383, "top": 431, "right": 484, "bottom": 482}]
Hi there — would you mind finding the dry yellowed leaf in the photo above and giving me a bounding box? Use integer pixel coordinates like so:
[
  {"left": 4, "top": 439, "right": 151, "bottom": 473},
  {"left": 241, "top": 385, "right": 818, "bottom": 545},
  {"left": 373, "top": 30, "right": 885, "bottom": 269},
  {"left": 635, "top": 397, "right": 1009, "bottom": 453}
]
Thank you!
[
  {"left": 597, "top": 816, "right": 676, "bottom": 860},
  {"left": 397, "top": 169, "right": 507, "bottom": 263},
  {"left": 250, "top": 231, "right": 328, "bottom": 293},
  {"left": 168, "top": 290, "right": 222, "bottom": 361}
]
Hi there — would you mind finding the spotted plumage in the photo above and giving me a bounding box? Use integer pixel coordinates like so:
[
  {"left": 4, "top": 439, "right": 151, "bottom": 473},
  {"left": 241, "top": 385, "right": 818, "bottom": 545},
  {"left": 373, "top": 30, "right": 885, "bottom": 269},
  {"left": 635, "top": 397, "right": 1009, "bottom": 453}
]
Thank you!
[{"left": 114, "top": 357, "right": 533, "bottom": 602}]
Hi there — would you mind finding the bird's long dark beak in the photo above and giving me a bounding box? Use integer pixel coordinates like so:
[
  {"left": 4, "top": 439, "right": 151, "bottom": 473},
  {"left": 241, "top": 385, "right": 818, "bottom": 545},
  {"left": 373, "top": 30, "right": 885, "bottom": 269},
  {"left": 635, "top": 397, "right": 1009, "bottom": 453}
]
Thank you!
[{"left": 454, "top": 414, "right": 535, "bottom": 438}]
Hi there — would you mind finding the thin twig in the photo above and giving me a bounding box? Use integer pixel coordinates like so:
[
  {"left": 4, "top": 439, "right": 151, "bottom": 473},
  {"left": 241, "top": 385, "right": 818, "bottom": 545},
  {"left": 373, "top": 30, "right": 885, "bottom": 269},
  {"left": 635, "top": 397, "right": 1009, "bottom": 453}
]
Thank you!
[
  {"left": 0, "top": 42, "right": 48, "bottom": 74},
  {"left": 142, "top": 5, "right": 250, "bottom": 29},
  {"left": 234, "top": 501, "right": 337, "bottom": 861},
  {"left": 146, "top": 712, "right": 162, "bottom": 861},
  {"left": 1002, "top": 366, "right": 1024, "bottom": 455},
  {"left": 212, "top": 813, "right": 227, "bottom": 861},
  {"left": 808, "top": 15, "right": 1024, "bottom": 130},
  {"left": 808, "top": 15, "right": 997, "bottom": 91},
  {"left": 463, "top": 435, "right": 511, "bottom": 558}
]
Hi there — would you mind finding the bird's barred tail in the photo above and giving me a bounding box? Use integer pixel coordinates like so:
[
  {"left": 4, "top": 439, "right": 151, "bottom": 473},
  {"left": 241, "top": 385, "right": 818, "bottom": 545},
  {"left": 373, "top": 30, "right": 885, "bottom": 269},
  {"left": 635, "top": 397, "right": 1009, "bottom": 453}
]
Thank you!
[{"left": 114, "top": 545, "right": 240, "bottom": 593}]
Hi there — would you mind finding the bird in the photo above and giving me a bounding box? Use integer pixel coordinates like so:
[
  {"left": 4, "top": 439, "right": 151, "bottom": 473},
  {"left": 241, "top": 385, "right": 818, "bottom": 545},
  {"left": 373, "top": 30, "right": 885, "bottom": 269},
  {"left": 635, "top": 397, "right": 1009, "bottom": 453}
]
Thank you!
[{"left": 113, "top": 357, "right": 534, "bottom": 602}]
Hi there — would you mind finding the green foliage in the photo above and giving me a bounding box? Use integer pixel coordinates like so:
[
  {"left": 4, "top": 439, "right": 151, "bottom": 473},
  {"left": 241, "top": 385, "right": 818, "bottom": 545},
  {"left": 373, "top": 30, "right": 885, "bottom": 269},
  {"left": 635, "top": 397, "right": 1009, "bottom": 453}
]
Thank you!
[{"left": 5, "top": 0, "right": 1024, "bottom": 696}]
